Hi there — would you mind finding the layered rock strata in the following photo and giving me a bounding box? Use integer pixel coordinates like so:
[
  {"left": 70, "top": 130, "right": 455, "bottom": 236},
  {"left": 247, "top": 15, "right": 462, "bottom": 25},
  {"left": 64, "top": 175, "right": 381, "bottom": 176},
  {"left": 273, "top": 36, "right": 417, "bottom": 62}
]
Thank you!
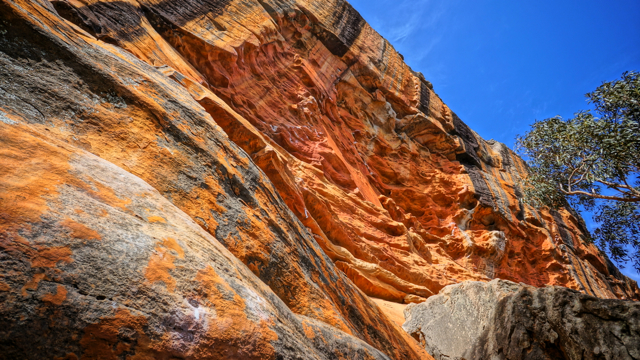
[
  {"left": 38, "top": 0, "right": 637, "bottom": 302},
  {"left": 0, "top": 1, "right": 430, "bottom": 358},
  {"left": 0, "top": 122, "right": 396, "bottom": 360},
  {"left": 0, "top": 0, "right": 638, "bottom": 358},
  {"left": 403, "top": 279, "right": 640, "bottom": 360}
]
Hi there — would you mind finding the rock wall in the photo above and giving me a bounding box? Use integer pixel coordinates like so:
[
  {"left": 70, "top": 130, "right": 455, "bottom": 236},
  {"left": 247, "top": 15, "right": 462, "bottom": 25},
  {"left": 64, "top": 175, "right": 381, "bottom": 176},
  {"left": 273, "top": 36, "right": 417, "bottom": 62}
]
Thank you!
[
  {"left": 403, "top": 279, "right": 640, "bottom": 360},
  {"left": 0, "top": 1, "right": 429, "bottom": 358},
  {"left": 0, "top": 119, "right": 395, "bottom": 360},
  {"left": 0, "top": 0, "right": 638, "bottom": 358},
  {"left": 37, "top": 0, "right": 636, "bottom": 302}
]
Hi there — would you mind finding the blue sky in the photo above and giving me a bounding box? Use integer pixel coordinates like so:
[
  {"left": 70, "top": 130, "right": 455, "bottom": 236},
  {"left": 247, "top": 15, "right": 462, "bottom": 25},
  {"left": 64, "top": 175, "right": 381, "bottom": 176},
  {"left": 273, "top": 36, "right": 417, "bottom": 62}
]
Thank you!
[{"left": 349, "top": 0, "right": 640, "bottom": 281}]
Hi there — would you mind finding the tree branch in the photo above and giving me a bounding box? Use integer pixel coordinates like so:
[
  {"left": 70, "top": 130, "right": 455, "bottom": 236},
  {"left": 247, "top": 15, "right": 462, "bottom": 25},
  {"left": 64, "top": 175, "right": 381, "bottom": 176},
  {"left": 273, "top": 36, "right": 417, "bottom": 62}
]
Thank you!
[
  {"left": 558, "top": 188, "right": 640, "bottom": 202},
  {"left": 569, "top": 171, "right": 588, "bottom": 190},
  {"left": 567, "top": 160, "right": 587, "bottom": 191},
  {"left": 591, "top": 179, "right": 640, "bottom": 199},
  {"left": 597, "top": 178, "right": 636, "bottom": 191},
  {"left": 622, "top": 178, "right": 640, "bottom": 196}
]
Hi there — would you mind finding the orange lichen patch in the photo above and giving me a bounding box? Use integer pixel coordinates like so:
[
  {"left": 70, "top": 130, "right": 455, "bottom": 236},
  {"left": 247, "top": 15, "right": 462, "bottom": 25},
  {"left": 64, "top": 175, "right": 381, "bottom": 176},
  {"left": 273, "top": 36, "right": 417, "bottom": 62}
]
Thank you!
[
  {"left": 0, "top": 123, "right": 131, "bottom": 247},
  {"left": 194, "top": 266, "right": 278, "bottom": 360},
  {"left": 231, "top": 210, "right": 350, "bottom": 333},
  {"left": 0, "top": 107, "right": 23, "bottom": 123},
  {"left": 147, "top": 216, "right": 166, "bottom": 223},
  {"left": 176, "top": 123, "right": 205, "bottom": 143},
  {"left": 79, "top": 308, "right": 152, "bottom": 360},
  {"left": 0, "top": 124, "right": 72, "bottom": 236},
  {"left": 298, "top": 285, "right": 353, "bottom": 336},
  {"left": 160, "top": 237, "right": 184, "bottom": 259},
  {"left": 195, "top": 265, "right": 241, "bottom": 306},
  {"left": 302, "top": 322, "right": 316, "bottom": 340},
  {"left": 43, "top": 284, "right": 68, "bottom": 305},
  {"left": 224, "top": 206, "right": 278, "bottom": 273},
  {"left": 144, "top": 243, "right": 176, "bottom": 292},
  {"left": 172, "top": 176, "right": 223, "bottom": 232},
  {"left": 0, "top": 281, "right": 11, "bottom": 292},
  {"left": 80, "top": 176, "right": 132, "bottom": 212},
  {"left": 21, "top": 273, "right": 46, "bottom": 297},
  {"left": 60, "top": 218, "right": 102, "bottom": 240},
  {"left": 31, "top": 246, "right": 74, "bottom": 268}
]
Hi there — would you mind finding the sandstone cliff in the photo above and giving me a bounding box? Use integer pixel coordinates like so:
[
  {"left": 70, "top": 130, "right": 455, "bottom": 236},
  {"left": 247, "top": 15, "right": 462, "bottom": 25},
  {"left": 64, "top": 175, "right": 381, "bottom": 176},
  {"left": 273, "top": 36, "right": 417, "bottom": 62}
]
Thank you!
[
  {"left": 0, "top": 0, "right": 638, "bottom": 358},
  {"left": 35, "top": 0, "right": 635, "bottom": 301}
]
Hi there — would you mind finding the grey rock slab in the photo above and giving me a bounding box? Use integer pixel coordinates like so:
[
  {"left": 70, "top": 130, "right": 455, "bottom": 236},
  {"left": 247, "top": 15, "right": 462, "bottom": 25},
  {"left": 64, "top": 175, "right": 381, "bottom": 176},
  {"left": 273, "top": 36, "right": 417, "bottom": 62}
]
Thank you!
[{"left": 403, "top": 279, "right": 640, "bottom": 360}]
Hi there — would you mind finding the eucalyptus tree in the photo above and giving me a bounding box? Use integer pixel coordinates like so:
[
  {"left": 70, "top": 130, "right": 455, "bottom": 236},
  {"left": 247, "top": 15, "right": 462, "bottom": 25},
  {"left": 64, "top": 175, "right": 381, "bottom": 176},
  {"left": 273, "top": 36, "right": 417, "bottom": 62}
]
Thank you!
[{"left": 517, "top": 71, "right": 640, "bottom": 271}]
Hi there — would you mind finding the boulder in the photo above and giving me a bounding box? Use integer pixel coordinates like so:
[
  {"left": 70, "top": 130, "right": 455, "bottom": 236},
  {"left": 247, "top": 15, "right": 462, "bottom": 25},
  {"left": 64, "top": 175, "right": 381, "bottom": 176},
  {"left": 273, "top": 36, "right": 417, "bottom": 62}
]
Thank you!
[{"left": 403, "top": 279, "right": 640, "bottom": 360}]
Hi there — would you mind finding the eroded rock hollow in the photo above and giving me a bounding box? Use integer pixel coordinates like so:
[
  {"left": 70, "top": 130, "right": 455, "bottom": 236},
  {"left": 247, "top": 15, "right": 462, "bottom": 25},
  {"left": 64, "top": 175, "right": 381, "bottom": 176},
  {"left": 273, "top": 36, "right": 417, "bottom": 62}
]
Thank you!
[{"left": 0, "top": 0, "right": 638, "bottom": 358}]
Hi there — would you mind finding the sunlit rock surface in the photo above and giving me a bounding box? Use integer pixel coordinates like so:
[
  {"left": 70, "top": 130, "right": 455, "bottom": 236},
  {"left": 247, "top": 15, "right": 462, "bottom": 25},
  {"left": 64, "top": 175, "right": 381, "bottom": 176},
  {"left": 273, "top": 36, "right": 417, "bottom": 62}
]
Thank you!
[
  {"left": 0, "top": 121, "right": 396, "bottom": 359},
  {"left": 37, "top": 0, "right": 636, "bottom": 301},
  {"left": 0, "top": 1, "right": 430, "bottom": 358},
  {"left": 0, "top": 0, "right": 638, "bottom": 358}
]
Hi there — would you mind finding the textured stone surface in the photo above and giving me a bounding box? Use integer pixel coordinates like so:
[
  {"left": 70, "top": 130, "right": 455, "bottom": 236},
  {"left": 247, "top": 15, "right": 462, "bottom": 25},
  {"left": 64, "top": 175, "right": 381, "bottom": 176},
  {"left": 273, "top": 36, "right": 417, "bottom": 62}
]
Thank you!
[
  {"left": 0, "top": 1, "right": 430, "bottom": 358},
  {"left": 132, "top": 0, "right": 639, "bottom": 303},
  {"left": 0, "top": 0, "right": 638, "bottom": 358},
  {"left": 403, "top": 279, "right": 640, "bottom": 360},
  {"left": 72, "top": 0, "right": 638, "bottom": 302},
  {"left": 33, "top": 0, "right": 638, "bottom": 306},
  {"left": 0, "top": 121, "right": 395, "bottom": 360},
  {"left": 371, "top": 298, "right": 407, "bottom": 328}
]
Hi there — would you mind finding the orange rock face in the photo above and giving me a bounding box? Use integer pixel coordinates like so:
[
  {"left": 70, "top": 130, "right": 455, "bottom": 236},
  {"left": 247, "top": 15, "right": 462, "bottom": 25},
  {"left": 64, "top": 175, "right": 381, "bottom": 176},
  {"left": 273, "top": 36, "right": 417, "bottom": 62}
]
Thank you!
[
  {"left": 44, "top": 0, "right": 635, "bottom": 301},
  {"left": 0, "top": 0, "right": 637, "bottom": 358},
  {"left": 0, "top": 0, "right": 432, "bottom": 358}
]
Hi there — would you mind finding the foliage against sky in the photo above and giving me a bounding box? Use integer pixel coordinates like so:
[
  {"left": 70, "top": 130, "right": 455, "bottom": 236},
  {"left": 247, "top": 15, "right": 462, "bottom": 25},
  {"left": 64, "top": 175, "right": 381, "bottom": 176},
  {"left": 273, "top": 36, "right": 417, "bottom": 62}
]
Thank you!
[{"left": 517, "top": 72, "right": 640, "bottom": 272}]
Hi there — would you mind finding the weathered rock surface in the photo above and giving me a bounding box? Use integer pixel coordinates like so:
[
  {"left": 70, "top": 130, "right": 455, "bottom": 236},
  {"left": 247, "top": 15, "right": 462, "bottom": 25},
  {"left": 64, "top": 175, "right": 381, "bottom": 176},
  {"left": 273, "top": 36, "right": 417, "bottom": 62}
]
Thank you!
[
  {"left": 35, "top": 0, "right": 637, "bottom": 303},
  {"left": 403, "top": 279, "right": 640, "bottom": 360},
  {"left": 0, "top": 1, "right": 430, "bottom": 358},
  {"left": 0, "top": 121, "right": 396, "bottom": 360},
  {"left": 0, "top": 0, "right": 638, "bottom": 358}
]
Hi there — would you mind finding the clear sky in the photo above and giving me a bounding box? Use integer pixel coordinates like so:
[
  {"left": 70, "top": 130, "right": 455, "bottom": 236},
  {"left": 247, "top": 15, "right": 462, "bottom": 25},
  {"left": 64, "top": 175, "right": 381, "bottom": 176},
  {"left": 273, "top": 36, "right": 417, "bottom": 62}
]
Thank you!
[{"left": 349, "top": 0, "right": 640, "bottom": 281}]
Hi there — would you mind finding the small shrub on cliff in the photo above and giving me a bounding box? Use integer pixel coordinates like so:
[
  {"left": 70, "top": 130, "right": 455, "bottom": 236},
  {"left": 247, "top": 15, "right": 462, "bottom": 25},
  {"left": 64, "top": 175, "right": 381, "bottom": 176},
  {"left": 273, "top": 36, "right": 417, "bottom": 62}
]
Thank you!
[{"left": 516, "top": 71, "right": 640, "bottom": 272}]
